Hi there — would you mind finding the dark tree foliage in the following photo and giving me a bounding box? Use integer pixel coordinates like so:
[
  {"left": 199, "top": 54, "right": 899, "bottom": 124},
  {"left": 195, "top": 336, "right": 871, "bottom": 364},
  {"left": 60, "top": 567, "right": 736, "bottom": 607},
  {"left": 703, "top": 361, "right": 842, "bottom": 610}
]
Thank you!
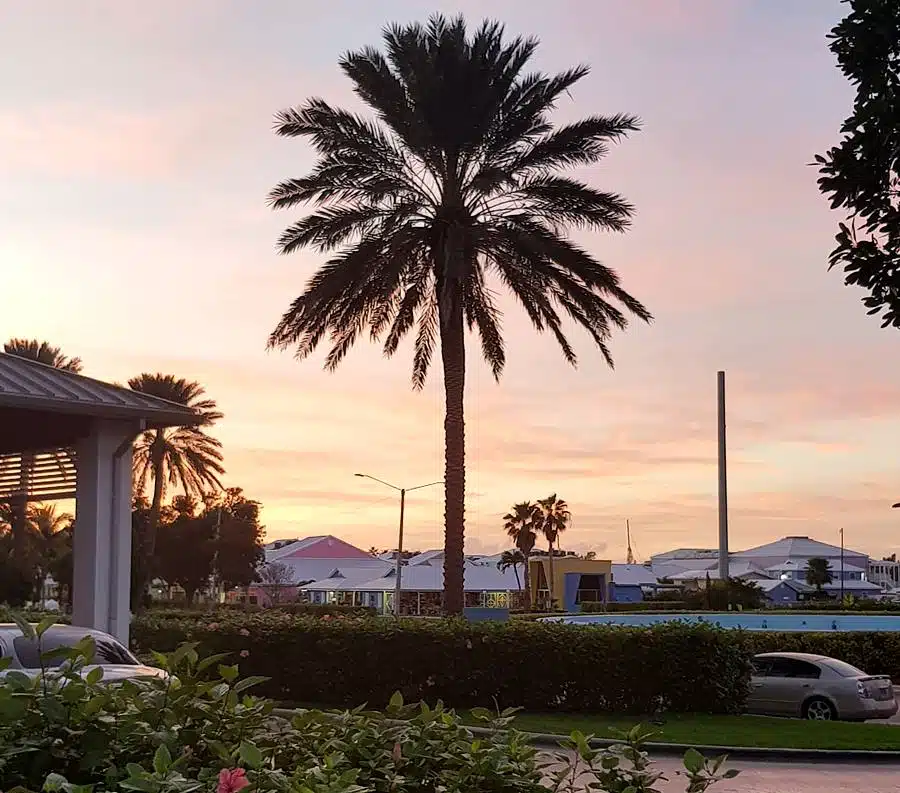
[
  {"left": 211, "top": 488, "right": 265, "bottom": 590},
  {"left": 816, "top": 0, "right": 900, "bottom": 326}
]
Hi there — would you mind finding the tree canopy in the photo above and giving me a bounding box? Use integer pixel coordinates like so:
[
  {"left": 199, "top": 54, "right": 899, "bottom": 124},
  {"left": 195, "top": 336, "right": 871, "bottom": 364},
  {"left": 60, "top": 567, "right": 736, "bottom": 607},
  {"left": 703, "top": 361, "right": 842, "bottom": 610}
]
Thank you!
[{"left": 816, "top": 0, "right": 900, "bottom": 326}]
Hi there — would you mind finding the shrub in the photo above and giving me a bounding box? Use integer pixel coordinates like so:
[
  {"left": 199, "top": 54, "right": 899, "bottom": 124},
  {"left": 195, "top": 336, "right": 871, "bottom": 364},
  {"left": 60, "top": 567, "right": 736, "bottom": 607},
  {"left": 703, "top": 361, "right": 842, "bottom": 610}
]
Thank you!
[
  {"left": 131, "top": 613, "right": 752, "bottom": 714},
  {"left": 0, "top": 619, "right": 736, "bottom": 793}
]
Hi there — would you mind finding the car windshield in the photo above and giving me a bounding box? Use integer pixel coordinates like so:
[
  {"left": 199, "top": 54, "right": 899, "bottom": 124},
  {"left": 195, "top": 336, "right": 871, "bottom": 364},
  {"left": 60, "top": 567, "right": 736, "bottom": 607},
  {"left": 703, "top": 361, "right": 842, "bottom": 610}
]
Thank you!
[
  {"left": 12, "top": 633, "right": 139, "bottom": 669},
  {"left": 822, "top": 659, "right": 867, "bottom": 678}
]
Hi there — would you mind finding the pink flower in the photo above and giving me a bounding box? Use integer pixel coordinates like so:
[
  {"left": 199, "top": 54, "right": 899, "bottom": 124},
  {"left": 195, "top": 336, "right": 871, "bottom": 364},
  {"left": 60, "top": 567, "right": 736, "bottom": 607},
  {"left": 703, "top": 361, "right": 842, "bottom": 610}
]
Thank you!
[
  {"left": 208, "top": 623, "right": 220, "bottom": 631},
  {"left": 322, "top": 614, "right": 332, "bottom": 621},
  {"left": 240, "top": 649, "right": 250, "bottom": 658},
  {"left": 218, "top": 768, "right": 249, "bottom": 793},
  {"left": 239, "top": 628, "right": 250, "bottom": 637}
]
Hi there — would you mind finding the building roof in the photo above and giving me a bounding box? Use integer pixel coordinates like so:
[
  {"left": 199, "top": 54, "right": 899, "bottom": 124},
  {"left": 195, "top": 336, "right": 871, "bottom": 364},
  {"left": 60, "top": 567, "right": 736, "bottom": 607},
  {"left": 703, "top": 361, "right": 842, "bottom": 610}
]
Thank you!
[
  {"left": 611, "top": 564, "right": 660, "bottom": 587},
  {"left": 0, "top": 353, "right": 201, "bottom": 427},
  {"left": 764, "top": 560, "right": 867, "bottom": 574},
  {"left": 302, "top": 559, "right": 523, "bottom": 593},
  {"left": 754, "top": 578, "right": 813, "bottom": 594},
  {"left": 734, "top": 536, "right": 867, "bottom": 560},
  {"left": 669, "top": 561, "right": 770, "bottom": 582},
  {"left": 266, "top": 557, "right": 393, "bottom": 586},
  {"left": 264, "top": 535, "right": 374, "bottom": 562}
]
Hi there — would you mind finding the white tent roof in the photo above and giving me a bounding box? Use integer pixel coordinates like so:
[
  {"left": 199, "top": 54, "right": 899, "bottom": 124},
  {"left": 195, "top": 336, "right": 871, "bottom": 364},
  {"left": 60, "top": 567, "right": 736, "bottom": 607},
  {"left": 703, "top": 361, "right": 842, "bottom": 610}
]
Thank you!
[
  {"left": 611, "top": 564, "right": 659, "bottom": 587},
  {"left": 735, "top": 536, "right": 866, "bottom": 560}
]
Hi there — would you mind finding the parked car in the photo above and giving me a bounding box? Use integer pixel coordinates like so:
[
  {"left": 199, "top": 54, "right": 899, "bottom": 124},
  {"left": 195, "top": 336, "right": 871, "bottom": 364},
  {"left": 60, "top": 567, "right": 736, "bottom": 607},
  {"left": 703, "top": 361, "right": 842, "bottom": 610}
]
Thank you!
[
  {"left": 748, "top": 652, "right": 897, "bottom": 721},
  {"left": 0, "top": 624, "right": 165, "bottom": 683}
]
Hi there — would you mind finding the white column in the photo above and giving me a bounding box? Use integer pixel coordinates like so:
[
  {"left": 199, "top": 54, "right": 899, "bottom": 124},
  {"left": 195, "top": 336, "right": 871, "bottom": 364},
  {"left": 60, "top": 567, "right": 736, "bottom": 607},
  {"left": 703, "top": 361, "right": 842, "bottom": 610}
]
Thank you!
[{"left": 73, "top": 419, "right": 137, "bottom": 644}]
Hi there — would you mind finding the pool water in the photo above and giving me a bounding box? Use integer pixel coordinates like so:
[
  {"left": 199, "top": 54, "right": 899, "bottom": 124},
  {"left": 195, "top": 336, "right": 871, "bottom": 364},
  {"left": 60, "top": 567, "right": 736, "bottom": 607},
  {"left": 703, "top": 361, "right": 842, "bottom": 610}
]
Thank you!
[{"left": 545, "top": 612, "right": 900, "bottom": 632}]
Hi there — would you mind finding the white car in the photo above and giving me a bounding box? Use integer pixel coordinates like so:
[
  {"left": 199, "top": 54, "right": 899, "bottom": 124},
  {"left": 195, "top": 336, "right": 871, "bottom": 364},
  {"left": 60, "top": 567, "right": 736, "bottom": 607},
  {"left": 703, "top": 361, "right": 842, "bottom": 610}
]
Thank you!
[{"left": 0, "top": 624, "right": 165, "bottom": 683}]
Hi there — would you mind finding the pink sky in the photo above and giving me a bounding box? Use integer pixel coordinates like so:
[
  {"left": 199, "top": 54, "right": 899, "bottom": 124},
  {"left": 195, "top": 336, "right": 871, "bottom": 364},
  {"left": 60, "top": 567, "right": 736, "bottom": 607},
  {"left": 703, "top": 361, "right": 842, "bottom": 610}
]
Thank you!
[{"left": 3, "top": 0, "right": 899, "bottom": 561}]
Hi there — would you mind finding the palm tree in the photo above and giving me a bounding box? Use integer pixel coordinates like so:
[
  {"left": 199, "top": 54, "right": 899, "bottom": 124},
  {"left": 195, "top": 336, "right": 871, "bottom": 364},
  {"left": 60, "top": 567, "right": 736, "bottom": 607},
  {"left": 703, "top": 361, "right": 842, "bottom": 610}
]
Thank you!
[
  {"left": 503, "top": 501, "right": 539, "bottom": 606},
  {"left": 806, "top": 557, "right": 834, "bottom": 593},
  {"left": 2, "top": 339, "right": 83, "bottom": 566},
  {"left": 129, "top": 374, "right": 225, "bottom": 608},
  {"left": 3, "top": 339, "right": 83, "bottom": 372},
  {"left": 496, "top": 548, "right": 524, "bottom": 591},
  {"left": 536, "top": 493, "right": 570, "bottom": 608},
  {"left": 26, "top": 503, "right": 72, "bottom": 605},
  {"left": 266, "top": 14, "right": 651, "bottom": 614}
]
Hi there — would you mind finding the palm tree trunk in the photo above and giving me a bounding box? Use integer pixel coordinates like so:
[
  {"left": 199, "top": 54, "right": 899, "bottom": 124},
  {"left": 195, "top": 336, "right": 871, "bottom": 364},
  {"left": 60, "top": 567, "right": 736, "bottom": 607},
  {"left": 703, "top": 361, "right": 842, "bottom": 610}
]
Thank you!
[
  {"left": 521, "top": 555, "right": 531, "bottom": 611},
  {"left": 133, "top": 433, "right": 165, "bottom": 612},
  {"left": 439, "top": 283, "right": 466, "bottom": 616},
  {"left": 547, "top": 541, "right": 555, "bottom": 610}
]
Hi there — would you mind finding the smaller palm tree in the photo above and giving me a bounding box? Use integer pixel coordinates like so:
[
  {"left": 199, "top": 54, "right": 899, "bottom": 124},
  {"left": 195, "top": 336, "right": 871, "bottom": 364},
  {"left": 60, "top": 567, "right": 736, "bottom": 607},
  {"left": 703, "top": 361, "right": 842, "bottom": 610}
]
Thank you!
[
  {"left": 3, "top": 339, "right": 83, "bottom": 372},
  {"left": 496, "top": 549, "right": 525, "bottom": 592},
  {"left": 537, "top": 494, "right": 571, "bottom": 609},
  {"left": 806, "top": 557, "right": 834, "bottom": 593},
  {"left": 503, "top": 501, "right": 540, "bottom": 607},
  {"left": 26, "top": 503, "right": 72, "bottom": 605}
]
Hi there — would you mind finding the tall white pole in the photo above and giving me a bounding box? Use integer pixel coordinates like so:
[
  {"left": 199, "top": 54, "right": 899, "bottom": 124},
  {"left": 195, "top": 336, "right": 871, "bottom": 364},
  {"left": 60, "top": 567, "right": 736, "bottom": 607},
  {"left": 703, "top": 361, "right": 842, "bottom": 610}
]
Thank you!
[{"left": 717, "top": 371, "right": 729, "bottom": 581}]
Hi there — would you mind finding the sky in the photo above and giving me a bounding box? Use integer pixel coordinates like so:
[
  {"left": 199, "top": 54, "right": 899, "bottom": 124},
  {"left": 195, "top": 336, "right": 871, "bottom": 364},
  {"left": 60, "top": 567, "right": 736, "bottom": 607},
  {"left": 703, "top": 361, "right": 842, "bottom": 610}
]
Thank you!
[{"left": 3, "top": 0, "right": 899, "bottom": 562}]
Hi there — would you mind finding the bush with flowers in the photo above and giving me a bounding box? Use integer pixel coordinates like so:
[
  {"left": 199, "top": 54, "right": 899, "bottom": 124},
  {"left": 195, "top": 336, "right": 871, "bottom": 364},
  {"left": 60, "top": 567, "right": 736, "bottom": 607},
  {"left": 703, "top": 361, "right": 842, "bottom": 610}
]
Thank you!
[{"left": 0, "top": 616, "right": 737, "bottom": 793}]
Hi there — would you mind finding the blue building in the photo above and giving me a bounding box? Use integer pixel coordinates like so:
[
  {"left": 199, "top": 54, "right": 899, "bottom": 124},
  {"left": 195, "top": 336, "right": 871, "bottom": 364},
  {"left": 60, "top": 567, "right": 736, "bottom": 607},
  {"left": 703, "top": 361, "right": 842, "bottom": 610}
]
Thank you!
[{"left": 610, "top": 564, "right": 660, "bottom": 603}]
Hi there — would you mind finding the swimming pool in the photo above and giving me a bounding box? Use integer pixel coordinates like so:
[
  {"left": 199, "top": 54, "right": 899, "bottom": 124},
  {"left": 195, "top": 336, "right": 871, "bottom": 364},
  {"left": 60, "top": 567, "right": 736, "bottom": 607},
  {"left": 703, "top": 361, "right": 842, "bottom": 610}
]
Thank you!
[{"left": 543, "top": 612, "right": 900, "bottom": 632}]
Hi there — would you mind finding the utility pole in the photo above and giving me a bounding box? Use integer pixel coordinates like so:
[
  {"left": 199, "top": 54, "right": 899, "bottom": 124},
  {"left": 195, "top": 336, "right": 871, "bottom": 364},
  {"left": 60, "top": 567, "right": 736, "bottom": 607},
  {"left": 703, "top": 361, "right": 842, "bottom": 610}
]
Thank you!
[
  {"left": 717, "top": 371, "right": 729, "bottom": 582},
  {"left": 840, "top": 527, "right": 845, "bottom": 606}
]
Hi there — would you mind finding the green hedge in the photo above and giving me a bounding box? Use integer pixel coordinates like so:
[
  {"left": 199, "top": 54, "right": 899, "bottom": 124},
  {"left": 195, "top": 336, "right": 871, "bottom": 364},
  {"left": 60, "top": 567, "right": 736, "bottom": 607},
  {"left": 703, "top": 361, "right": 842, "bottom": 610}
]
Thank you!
[
  {"left": 130, "top": 613, "right": 750, "bottom": 715},
  {"left": 581, "top": 601, "right": 689, "bottom": 613}
]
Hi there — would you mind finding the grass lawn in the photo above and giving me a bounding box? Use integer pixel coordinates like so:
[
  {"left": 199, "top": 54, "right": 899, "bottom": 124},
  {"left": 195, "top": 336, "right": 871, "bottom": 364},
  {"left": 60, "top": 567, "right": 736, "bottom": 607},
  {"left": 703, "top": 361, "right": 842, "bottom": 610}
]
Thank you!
[{"left": 475, "top": 711, "right": 900, "bottom": 751}]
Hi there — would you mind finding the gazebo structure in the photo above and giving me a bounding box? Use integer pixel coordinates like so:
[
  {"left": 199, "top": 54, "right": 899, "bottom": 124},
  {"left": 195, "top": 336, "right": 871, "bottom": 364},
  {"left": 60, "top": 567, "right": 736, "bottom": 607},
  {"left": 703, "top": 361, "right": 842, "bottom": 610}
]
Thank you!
[{"left": 0, "top": 353, "right": 201, "bottom": 642}]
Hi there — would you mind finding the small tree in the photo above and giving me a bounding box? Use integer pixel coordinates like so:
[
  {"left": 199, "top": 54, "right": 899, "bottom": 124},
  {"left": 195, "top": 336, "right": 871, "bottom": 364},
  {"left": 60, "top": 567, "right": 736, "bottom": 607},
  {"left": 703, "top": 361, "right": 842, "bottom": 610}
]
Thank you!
[
  {"left": 496, "top": 549, "right": 524, "bottom": 592},
  {"left": 536, "top": 494, "right": 571, "bottom": 609},
  {"left": 806, "top": 557, "right": 834, "bottom": 593},
  {"left": 258, "top": 562, "right": 294, "bottom": 605},
  {"left": 210, "top": 488, "right": 265, "bottom": 591}
]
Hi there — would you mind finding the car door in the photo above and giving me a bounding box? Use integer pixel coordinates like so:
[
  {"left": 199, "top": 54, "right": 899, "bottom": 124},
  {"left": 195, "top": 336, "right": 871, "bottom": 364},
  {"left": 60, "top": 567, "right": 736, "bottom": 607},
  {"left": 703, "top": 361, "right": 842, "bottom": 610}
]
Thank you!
[
  {"left": 763, "top": 657, "right": 822, "bottom": 716},
  {"left": 746, "top": 657, "right": 774, "bottom": 713}
]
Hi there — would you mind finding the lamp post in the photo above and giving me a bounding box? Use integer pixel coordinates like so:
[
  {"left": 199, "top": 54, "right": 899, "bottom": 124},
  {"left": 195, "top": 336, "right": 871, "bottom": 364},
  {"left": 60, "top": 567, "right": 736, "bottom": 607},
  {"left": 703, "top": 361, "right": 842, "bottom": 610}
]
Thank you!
[{"left": 354, "top": 473, "right": 443, "bottom": 617}]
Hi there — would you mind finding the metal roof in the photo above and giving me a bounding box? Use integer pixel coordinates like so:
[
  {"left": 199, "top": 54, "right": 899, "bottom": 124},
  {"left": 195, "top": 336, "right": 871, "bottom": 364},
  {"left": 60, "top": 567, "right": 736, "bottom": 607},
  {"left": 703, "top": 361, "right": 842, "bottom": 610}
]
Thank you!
[{"left": 0, "top": 353, "right": 202, "bottom": 426}]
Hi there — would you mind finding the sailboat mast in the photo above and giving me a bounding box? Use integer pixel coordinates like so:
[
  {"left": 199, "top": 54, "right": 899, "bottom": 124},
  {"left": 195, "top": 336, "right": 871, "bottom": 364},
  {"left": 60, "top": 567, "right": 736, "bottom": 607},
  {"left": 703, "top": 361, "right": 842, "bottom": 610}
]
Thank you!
[{"left": 626, "top": 519, "right": 635, "bottom": 565}]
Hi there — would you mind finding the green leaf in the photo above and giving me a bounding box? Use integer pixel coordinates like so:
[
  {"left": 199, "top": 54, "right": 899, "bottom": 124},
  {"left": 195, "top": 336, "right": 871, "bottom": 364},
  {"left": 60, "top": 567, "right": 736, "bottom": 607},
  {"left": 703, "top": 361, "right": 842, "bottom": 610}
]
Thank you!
[
  {"left": 10, "top": 611, "right": 36, "bottom": 640},
  {"left": 723, "top": 769, "right": 740, "bottom": 779},
  {"left": 233, "top": 675, "right": 270, "bottom": 694},
  {"left": 86, "top": 666, "right": 104, "bottom": 685},
  {"left": 683, "top": 747, "right": 704, "bottom": 774},
  {"left": 153, "top": 743, "right": 172, "bottom": 775},
  {"left": 38, "top": 697, "right": 67, "bottom": 723},
  {"left": 239, "top": 740, "right": 263, "bottom": 769},
  {"left": 218, "top": 664, "right": 239, "bottom": 683},
  {"left": 469, "top": 707, "right": 493, "bottom": 723},
  {"left": 196, "top": 652, "right": 231, "bottom": 672},
  {"left": 35, "top": 616, "right": 57, "bottom": 638},
  {"left": 388, "top": 691, "right": 404, "bottom": 710}
]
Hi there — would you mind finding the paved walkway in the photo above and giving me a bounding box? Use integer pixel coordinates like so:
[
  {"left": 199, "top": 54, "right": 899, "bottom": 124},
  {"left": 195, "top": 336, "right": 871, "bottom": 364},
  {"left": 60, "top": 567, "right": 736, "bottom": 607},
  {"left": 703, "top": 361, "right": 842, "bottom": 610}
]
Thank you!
[{"left": 649, "top": 757, "right": 898, "bottom": 792}]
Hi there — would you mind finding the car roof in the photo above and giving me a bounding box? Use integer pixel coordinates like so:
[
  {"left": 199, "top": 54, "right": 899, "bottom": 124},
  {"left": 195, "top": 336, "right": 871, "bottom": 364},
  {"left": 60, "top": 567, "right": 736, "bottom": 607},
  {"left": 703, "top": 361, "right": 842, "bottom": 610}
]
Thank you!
[
  {"left": 754, "top": 652, "right": 829, "bottom": 663},
  {"left": 0, "top": 624, "right": 114, "bottom": 640}
]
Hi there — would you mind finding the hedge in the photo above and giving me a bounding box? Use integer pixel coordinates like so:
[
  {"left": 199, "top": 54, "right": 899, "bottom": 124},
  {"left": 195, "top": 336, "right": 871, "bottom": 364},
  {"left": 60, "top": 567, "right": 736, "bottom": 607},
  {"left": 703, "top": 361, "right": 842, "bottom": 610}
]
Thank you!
[
  {"left": 581, "top": 601, "right": 689, "bottom": 613},
  {"left": 130, "top": 612, "right": 750, "bottom": 715}
]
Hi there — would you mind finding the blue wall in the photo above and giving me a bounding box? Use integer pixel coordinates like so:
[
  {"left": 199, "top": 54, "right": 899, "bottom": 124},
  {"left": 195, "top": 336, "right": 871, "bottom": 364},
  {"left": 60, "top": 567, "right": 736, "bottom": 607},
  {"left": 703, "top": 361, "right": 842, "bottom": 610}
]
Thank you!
[
  {"left": 763, "top": 583, "right": 799, "bottom": 604},
  {"left": 611, "top": 584, "right": 644, "bottom": 603}
]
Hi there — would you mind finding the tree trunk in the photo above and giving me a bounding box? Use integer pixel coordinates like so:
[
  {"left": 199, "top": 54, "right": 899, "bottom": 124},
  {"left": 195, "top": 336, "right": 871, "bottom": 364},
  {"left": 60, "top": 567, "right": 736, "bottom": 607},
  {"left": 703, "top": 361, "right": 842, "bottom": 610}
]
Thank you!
[
  {"left": 133, "top": 432, "right": 165, "bottom": 612},
  {"left": 439, "top": 284, "right": 466, "bottom": 616},
  {"left": 547, "top": 541, "right": 556, "bottom": 610},
  {"left": 521, "top": 555, "right": 531, "bottom": 611}
]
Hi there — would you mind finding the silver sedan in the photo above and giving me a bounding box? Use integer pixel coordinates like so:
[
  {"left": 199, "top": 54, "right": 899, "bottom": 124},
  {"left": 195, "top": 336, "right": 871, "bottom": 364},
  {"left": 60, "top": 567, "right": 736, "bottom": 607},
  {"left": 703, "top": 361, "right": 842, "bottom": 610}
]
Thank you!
[
  {"left": 0, "top": 624, "right": 165, "bottom": 682},
  {"left": 748, "top": 652, "right": 897, "bottom": 721}
]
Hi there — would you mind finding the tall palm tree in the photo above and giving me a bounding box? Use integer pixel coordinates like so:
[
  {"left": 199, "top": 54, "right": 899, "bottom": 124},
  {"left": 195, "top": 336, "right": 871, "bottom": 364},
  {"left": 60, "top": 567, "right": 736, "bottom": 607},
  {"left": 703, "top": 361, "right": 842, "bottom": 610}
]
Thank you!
[
  {"left": 496, "top": 548, "right": 524, "bottom": 591},
  {"left": 128, "top": 374, "right": 225, "bottom": 608},
  {"left": 26, "top": 503, "right": 72, "bottom": 604},
  {"left": 266, "top": 15, "right": 651, "bottom": 614},
  {"left": 2, "top": 339, "right": 83, "bottom": 566},
  {"left": 503, "top": 501, "right": 539, "bottom": 606},
  {"left": 805, "top": 557, "right": 834, "bottom": 593},
  {"left": 536, "top": 493, "right": 570, "bottom": 609}
]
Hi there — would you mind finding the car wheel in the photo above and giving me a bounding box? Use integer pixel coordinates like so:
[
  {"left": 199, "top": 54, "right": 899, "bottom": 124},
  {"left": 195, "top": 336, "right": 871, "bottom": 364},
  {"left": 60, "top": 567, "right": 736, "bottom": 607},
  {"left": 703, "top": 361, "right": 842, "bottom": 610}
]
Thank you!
[{"left": 803, "top": 697, "right": 837, "bottom": 721}]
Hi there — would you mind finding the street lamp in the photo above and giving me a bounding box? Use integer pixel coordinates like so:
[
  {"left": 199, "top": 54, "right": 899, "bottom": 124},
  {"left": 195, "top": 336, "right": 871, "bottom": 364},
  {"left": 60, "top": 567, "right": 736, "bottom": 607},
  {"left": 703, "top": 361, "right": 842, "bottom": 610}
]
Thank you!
[{"left": 354, "top": 473, "right": 443, "bottom": 617}]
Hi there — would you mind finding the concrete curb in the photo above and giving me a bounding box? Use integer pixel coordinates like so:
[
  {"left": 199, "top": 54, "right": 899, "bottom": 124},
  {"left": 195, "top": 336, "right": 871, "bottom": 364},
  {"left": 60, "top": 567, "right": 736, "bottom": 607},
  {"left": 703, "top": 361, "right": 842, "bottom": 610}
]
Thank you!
[{"left": 273, "top": 709, "right": 900, "bottom": 764}]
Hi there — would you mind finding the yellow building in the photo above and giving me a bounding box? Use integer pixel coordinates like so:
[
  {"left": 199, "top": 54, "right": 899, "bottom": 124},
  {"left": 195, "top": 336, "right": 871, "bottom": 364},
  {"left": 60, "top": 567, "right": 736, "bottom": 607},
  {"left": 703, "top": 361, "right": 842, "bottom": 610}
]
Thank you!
[{"left": 528, "top": 556, "right": 612, "bottom": 611}]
